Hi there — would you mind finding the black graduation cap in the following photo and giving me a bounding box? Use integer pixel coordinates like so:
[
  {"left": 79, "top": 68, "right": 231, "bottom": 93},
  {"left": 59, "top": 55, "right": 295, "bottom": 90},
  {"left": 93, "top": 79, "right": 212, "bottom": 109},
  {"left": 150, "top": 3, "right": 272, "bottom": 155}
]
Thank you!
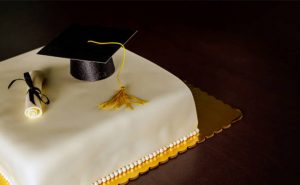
[{"left": 38, "top": 24, "right": 137, "bottom": 81}]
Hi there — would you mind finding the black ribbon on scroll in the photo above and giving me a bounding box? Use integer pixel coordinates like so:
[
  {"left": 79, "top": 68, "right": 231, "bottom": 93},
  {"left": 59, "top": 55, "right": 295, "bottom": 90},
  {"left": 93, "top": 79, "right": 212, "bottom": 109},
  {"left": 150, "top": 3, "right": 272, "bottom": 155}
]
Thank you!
[{"left": 8, "top": 72, "right": 50, "bottom": 105}]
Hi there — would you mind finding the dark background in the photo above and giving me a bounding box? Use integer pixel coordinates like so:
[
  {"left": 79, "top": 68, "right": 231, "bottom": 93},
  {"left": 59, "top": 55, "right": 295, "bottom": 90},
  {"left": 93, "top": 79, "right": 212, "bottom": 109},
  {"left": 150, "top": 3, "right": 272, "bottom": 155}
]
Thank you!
[{"left": 0, "top": 1, "right": 299, "bottom": 185}]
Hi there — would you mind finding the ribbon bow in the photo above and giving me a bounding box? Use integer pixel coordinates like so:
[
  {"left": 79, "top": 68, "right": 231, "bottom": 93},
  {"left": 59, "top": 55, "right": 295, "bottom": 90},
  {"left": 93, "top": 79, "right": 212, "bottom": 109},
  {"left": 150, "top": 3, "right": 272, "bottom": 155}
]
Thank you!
[{"left": 8, "top": 72, "right": 50, "bottom": 105}]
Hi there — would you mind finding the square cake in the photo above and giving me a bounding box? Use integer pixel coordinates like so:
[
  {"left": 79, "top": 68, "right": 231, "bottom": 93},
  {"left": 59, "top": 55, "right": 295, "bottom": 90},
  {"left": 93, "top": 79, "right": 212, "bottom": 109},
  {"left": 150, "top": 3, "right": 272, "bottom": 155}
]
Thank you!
[{"left": 0, "top": 48, "right": 198, "bottom": 185}]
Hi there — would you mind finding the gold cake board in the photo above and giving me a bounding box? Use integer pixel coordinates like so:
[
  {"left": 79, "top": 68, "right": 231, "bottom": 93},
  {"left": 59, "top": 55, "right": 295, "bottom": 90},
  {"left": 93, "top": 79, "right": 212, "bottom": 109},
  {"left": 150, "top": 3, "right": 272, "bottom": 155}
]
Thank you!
[{"left": 0, "top": 87, "right": 243, "bottom": 185}]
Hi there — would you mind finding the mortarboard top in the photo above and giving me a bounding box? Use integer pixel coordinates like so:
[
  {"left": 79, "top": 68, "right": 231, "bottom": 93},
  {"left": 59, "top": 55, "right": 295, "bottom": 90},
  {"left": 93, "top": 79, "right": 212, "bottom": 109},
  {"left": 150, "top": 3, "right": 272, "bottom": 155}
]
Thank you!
[{"left": 37, "top": 24, "right": 137, "bottom": 81}]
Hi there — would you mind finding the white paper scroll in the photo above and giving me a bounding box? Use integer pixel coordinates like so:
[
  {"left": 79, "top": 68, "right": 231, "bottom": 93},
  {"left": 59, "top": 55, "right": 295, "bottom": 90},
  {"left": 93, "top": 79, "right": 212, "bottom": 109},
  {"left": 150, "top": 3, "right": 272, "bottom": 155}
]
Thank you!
[{"left": 24, "top": 71, "right": 44, "bottom": 119}]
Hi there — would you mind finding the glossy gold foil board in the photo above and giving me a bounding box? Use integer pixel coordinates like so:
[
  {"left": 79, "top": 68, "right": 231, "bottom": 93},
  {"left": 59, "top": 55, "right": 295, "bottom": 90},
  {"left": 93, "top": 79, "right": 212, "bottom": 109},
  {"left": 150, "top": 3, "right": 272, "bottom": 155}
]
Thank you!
[
  {"left": 0, "top": 87, "right": 242, "bottom": 185},
  {"left": 190, "top": 86, "right": 243, "bottom": 141}
]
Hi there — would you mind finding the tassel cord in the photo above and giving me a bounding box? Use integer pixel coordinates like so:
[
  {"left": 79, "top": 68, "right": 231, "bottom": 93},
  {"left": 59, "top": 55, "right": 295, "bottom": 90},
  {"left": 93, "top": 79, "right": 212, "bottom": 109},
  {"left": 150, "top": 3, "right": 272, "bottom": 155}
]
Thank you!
[
  {"left": 87, "top": 40, "right": 126, "bottom": 89},
  {"left": 87, "top": 40, "right": 147, "bottom": 110}
]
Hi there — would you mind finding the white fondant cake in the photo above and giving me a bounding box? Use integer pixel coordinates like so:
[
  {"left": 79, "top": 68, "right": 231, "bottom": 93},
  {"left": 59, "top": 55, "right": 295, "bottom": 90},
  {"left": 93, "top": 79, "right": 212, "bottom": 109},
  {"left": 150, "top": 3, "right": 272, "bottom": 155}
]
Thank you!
[{"left": 0, "top": 48, "right": 198, "bottom": 185}]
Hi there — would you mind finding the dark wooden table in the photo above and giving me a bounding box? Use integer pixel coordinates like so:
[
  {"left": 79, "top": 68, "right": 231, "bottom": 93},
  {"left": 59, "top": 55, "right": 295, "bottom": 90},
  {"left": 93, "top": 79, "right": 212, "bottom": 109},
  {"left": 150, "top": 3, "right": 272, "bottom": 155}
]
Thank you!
[{"left": 0, "top": 2, "right": 299, "bottom": 185}]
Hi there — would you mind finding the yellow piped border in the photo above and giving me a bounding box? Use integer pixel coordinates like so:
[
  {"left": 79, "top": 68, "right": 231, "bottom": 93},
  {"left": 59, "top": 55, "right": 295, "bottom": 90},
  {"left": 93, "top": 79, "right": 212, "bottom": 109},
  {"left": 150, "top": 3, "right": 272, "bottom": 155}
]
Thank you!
[
  {"left": 0, "top": 131, "right": 200, "bottom": 185},
  {"left": 0, "top": 130, "right": 202, "bottom": 185},
  {"left": 0, "top": 174, "right": 9, "bottom": 185},
  {"left": 93, "top": 128, "right": 200, "bottom": 185}
]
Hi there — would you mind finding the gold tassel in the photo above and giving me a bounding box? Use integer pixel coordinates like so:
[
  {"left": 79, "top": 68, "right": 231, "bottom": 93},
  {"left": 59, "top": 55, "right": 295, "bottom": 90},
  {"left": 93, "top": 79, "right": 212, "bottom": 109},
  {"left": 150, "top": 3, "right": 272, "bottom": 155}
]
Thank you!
[
  {"left": 87, "top": 40, "right": 147, "bottom": 110},
  {"left": 99, "top": 86, "right": 147, "bottom": 110}
]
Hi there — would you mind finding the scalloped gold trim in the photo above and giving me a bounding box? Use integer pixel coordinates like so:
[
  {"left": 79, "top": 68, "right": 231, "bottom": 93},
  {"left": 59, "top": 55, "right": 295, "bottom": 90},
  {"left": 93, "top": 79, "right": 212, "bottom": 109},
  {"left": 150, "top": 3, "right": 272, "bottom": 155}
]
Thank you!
[
  {"left": 96, "top": 133, "right": 200, "bottom": 185},
  {"left": 0, "top": 134, "right": 202, "bottom": 185},
  {"left": 0, "top": 174, "right": 9, "bottom": 185}
]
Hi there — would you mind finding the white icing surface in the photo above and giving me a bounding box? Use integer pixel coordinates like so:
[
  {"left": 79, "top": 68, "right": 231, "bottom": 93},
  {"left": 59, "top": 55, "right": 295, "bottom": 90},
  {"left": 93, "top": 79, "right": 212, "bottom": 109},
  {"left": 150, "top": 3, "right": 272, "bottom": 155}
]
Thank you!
[{"left": 0, "top": 48, "right": 198, "bottom": 185}]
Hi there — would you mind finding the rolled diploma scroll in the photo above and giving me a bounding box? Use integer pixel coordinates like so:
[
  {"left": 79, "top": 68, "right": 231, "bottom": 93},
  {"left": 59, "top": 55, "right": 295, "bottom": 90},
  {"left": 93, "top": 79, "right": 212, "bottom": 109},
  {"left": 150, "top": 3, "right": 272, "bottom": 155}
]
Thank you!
[{"left": 24, "top": 71, "right": 44, "bottom": 119}]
